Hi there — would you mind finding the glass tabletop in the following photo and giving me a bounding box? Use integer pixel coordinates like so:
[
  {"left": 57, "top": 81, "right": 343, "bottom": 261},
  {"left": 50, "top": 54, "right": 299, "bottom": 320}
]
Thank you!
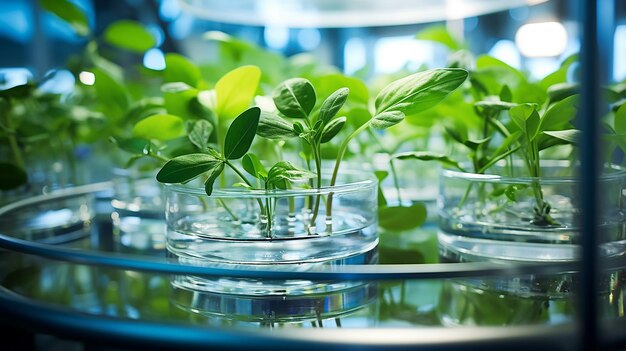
[{"left": 0, "top": 183, "right": 624, "bottom": 349}]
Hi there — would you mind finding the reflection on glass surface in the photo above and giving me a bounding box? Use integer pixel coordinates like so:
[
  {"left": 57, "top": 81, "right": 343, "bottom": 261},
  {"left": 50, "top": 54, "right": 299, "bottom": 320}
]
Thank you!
[{"left": 178, "top": 0, "right": 548, "bottom": 27}]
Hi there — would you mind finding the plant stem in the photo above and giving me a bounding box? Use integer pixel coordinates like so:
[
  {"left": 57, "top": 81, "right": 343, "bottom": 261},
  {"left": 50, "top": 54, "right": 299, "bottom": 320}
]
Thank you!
[
  {"left": 325, "top": 121, "right": 371, "bottom": 231},
  {"left": 389, "top": 158, "right": 403, "bottom": 205},
  {"left": 225, "top": 160, "right": 270, "bottom": 236},
  {"left": 308, "top": 140, "right": 323, "bottom": 232}
]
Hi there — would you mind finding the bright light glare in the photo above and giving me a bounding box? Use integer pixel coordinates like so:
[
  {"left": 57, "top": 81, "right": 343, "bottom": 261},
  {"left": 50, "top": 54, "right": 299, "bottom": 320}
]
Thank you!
[
  {"left": 143, "top": 48, "right": 166, "bottom": 70},
  {"left": 615, "top": 25, "right": 626, "bottom": 81},
  {"left": 374, "top": 36, "right": 433, "bottom": 74},
  {"left": 344, "top": 38, "right": 366, "bottom": 75},
  {"left": 79, "top": 71, "right": 95, "bottom": 85},
  {"left": 489, "top": 40, "right": 521, "bottom": 69},
  {"left": 515, "top": 21, "right": 567, "bottom": 57},
  {"left": 264, "top": 26, "right": 289, "bottom": 50}
]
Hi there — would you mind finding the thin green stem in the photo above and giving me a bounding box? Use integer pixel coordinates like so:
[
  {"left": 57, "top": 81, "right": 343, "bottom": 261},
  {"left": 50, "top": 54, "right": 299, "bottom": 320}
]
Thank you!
[
  {"left": 224, "top": 160, "right": 270, "bottom": 235},
  {"left": 308, "top": 140, "right": 323, "bottom": 231},
  {"left": 389, "top": 159, "right": 403, "bottom": 205},
  {"left": 325, "top": 121, "right": 371, "bottom": 228}
]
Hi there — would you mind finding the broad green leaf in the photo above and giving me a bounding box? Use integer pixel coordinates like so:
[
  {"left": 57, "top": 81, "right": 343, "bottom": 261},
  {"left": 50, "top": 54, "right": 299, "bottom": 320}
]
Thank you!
[
  {"left": 374, "top": 68, "right": 468, "bottom": 117},
  {"left": 110, "top": 136, "right": 150, "bottom": 154},
  {"left": 543, "top": 129, "right": 581, "bottom": 145},
  {"left": 41, "top": 0, "right": 89, "bottom": 36},
  {"left": 216, "top": 65, "right": 261, "bottom": 120},
  {"left": 133, "top": 114, "right": 186, "bottom": 141},
  {"left": 0, "top": 162, "right": 27, "bottom": 190},
  {"left": 444, "top": 123, "right": 468, "bottom": 146},
  {"left": 319, "top": 88, "right": 349, "bottom": 124},
  {"left": 475, "top": 100, "right": 518, "bottom": 111},
  {"left": 374, "top": 170, "right": 389, "bottom": 207},
  {"left": 242, "top": 153, "right": 267, "bottom": 179},
  {"left": 393, "top": 151, "right": 464, "bottom": 171},
  {"left": 123, "top": 98, "right": 166, "bottom": 124},
  {"left": 378, "top": 203, "right": 427, "bottom": 231},
  {"left": 257, "top": 111, "right": 296, "bottom": 139},
  {"left": 104, "top": 20, "right": 155, "bottom": 53},
  {"left": 320, "top": 116, "right": 346, "bottom": 143},
  {"left": 164, "top": 54, "right": 201, "bottom": 87},
  {"left": 162, "top": 83, "right": 198, "bottom": 119},
  {"left": 500, "top": 85, "right": 513, "bottom": 102},
  {"left": 273, "top": 78, "right": 316, "bottom": 119},
  {"left": 540, "top": 54, "right": 578, "bottom": 90},
  {"left": 371, "top": 111, "right": 405, "bottom": 129},
  {"left": 91, "top": 67, "right": 129, "bottom": 120},
  {"left": 540, "top": 95, "right": 578, "bottom": 132},
  {"left": 315, "top": 74, "right": 369, "bottom": 106},
  {"left": 266, "top": 161, "right": 315, "bottom": 188},
  {"left": 223, "top": 107, "right": 261, "bottom": 160},
  {"left": 204, "top": 162, "right": 225, "bottom": 196},
  {"left": 188, "top": 119, "right": 213, "bottom": 150},
  {"left": 510, "top": 104, "right": 540, "bottom": 140},
  {"left": 415, "top": 25, "right": 461, "bottom": 51},
  {"left": 156, "top": 153, "right": 223, "bottom": 183},
  {"left": 547, "top": 83, "right": 579, "bottom": 103},
  {"left": 463, "top": 137, "right": 491, "bottom": 151}
]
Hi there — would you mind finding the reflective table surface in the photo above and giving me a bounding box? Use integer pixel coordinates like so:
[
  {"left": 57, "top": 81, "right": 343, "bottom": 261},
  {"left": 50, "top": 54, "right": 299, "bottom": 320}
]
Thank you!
[{"left": 0, "top": 183, "right": 624, "bottom": 350}]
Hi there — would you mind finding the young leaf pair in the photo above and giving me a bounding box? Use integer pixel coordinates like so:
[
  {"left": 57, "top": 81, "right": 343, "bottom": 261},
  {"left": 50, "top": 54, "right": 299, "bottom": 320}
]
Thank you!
[{"left": 156, "top": 107, "right": 260, "bottom": 195}]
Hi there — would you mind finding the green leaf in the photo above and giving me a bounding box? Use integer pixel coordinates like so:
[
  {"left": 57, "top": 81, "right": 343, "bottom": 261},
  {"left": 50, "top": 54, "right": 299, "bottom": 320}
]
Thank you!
[
  {"left": 223, "top": 106, "right": 261, "bottom": 160},
  {"left": 510, "top": 104, "right": 540, "bottom": 141},
  {"left": 242, "top": 153, "right": 267, "bottom": 179},
  {"left": 293, "top": 122, "right": 305, "bottom": 135},
  {"left": 320, "top": 116, "right": 346, "bottom": 143},
  {"left": 266, "top": 161, "right": 315, "bottom": 188},
  {"left": 204, "top": 162, "right": 225, "bottom": 196},
  {"left": 374, "top": 68, "right": 468, "bottom": 117},
  {"left": 371, "top": 111, "right": 405, "bottom": 129},
  {"left": 91, "top": 67, "right": 129, "bottom": 119},
  {"left": 216, "top": 65, "right": 261, "bottom": 120},
  {"left": 156, "top": 153, "right": 223, "bottom": 183},
  {"left": 543, "top": 129, "right": 581, "bottom": 145},
  {"left": 315, "top": 74, "right": 369, "bottom": 106},
  {"left": 164, "top": 54, "right": 201, "bottom": 87},
  {"left": 463, "top": 137, "right": 491, "bottom": 151},
  {"left": 378, "top": 203, "right": 427, "bottom": 231},
  {"left": 540, "top": 95, "right": 578, "bottom": 132},
  {"left": 41, "top": 0, "right": 89, "bottom": 36},
  {"left": 393, "top": 151, "right": 464, "bottom": 171},
  {"left": 257, "top": 111, "right": 297, "bottom": 139},
  {"left": 415, "top": 25, "right": 461, "bottom": 51},
  {"left": 104, "top": 20, "right": 155, "bottom": 53},
  {"left": 110, "top": 136, "right": 150, "bottom": 154},
  {"left": 188, "top": 119, "right": 213, "bottom": 150},
  {"left": 0, "top": 162, "right": 27, "bottom": 190},
  {"left": 548, "top": 83, "right": 579, "bottom": 103},
  {"left": 273, "top": 78, "right": 316, "bottom": 119},
  {"left": 319, "top": 88, "right": 349, "bottom": 124},
  {"left": 162, "top": 83, "right": 199, "bottom": 119},
  {"left": 133, "top": 114, "right": 186, "bottom": 141},
  {"left": 500, "top": 85, "right": 513, "bottom": 102},
  {"left": 474, "top": 100, "right": 518, "bottom": 111}
]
